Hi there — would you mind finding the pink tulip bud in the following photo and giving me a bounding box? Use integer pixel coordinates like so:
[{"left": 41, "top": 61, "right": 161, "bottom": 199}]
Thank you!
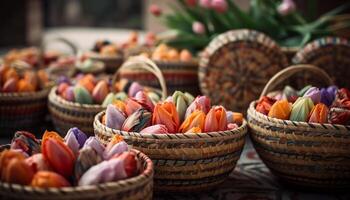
[
  {"left": 149, "top": 4, "right": 162, "bottom": 17},
  {"left": 140, "top": 124, "right": 169, "bottom": 134},
  {"left": 211, "top": 0, "right": 228, "bottom": 13},
  {"left": 278, "top": 0, "right": 296, "bottom": 16},
  {"left": 199, "top": 0, "right": 211, "bottom": 8},
  {"left": 185, "top": 0, "right": 197, "bottom": 7},
  {"left": 192, "top": 21, "right": 206, "bottom": 35}
]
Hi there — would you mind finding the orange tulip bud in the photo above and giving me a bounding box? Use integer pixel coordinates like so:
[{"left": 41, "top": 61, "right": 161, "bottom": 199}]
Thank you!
[
  {"left": 18, "top": 79, "right": 35, "bottom": 92},
  {"left": 3, "top": 68, "right": 19, "bottom": 83},
  {"left": 42, "top": 130, "right": 64, "bottom": 142},
  {"left": 125, "top": 98, "right": 143, "bottom": 116},
  {"left": 31, "top": 171, "right": 70, "bottom": 188},
  {"left": 204, "top": 106, "right": 227, "bottom": 132},
  {"left": 23, "top": 71, "right": 38, "bottom": 90},
  {"left": 78, "top": 77, "right": 95, "bottom": 93},
  {"left": 268, "top": 100, "right": 292, "bottom": 120},
  {"left": 308, "top": 103, "right": 329, "bottom": 123},
  {"left": 2, "top": 158, "right": 34, "bottom": 185},
  {"left": 184, "top": 126, "right": 202, "bottom": 133},
  {"left": 37, "top": 69, "right": 49, "bottom": 86},
  {"left": 179, "top": 110, "right": 205, "bottom": 133},
  {"left": 42, "top": 138, "right": 75, "bottom": 178},
  {"left": 0, "top": 150, "right": 26, "bottom": 179},
  {"left": 152, "top": 102, "right": 180, "bottom": 133}
]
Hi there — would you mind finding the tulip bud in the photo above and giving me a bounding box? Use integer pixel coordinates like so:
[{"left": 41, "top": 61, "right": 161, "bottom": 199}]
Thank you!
[
  {"left": 282, "top": 85, "right": 298, "bottom": 102},
  {"left": 128, "top": 82, "right": 143, "bottom": 97},
  {"left": 0, "top": 150, "right": 26, "bottom": 181},
  {"left": 18, "top": 79, "right": 35, "bottom": 92},
  {"left": 115, "top": 92, "right": 128, "bottom": 101},
  {"left": 111, "top": 151, "right": 139, "bottom": 178},
  {"left": 42, "top": 138, "right": 75, "bottom": 178},
  {"left": 83, "top": 137, "right": 105, "bottom": 157},
  {"left": 2, "top": 157, "right": 34, "bottom": 185},
  {"left": 179, "top": 110, "right": 206, "bottom": 133},
  {"left": 2, "top": 78, "right": 18, "bottom": 92},
  {"left": 303, "top": 87, "right": 321, "bottom": 104},
  {"left": 102, "top": 92, "right": 116, "bottom": 107},
  {"left": 74, "top": 147, "right": 103, "bottom": 182},
  {"left": 226, "top": 111, "right": 243, "bottom": 125},
  {"left": 308, "top": 103, "right": 329, "bottom": 123},
  {"left": 134, "top": 91, "right": 155, "bottom": 111},
  {"left": 74, "top": 85, "right": 93, "bottom": 104},
  {"left": 185, "top": 96, "right": 211, "bottom": 118},
  {"left": 227, "top": 123, "right": 239, "bottom": 130},
  {"left": 268, "top": 99, "right": 292, "bottom": 120},
  {"left": 77, "top": 78, "right": 95, "bottom": 94},
  {"left": 140, "top": 124, "right": 169, "bottom": 134},
  {"left": 147, "top": 92, "right": 161, "bottom": 104},
  {"left": 125, "top": 98, "right": 143, "bottom": 116},
  {"left": 11, "top": 131, "right": 40, "bottom": 156},
  {"left": 320, "top": 86, "right": 337, "bottom": 106},
  {"left": 62, "top": 86, "right": 75, "bottom": 101},
  {"left": 31, "top": 171, "right": 70, "bottom": 188},
  {"left": 204, "top": 106, "right": 227, "bottom": 132},
  {"left": 64, "top": 127, "right": 88, "bottom": 154},
  {"left": 290, "top": 97, "right": 314, "bottom": 122},
  {"left": 122, "top": 108, "right": 152, "bottom": 132},
  {"left": 42, "top": 130, "right": 64, "bottom": 143},
  {"left": 180, "top": 50, "right": 193, "bottom": 62},
  {"left": 256, "top": 96, "right": 276, "bottom": 115},
  {"left": 92, "top": 80, "right": 109, "bottom": 104},
  {"left": 103, "top": 135, "right": 128, "bottom": 160},
  {"left": 278, "top": 0, "right": 296, "bottom": 16},
  {"left": 192, "top": 21, "right": 206, "bottom": 35},
  {"left": 57, "top": 82, "right": 69, "bottom": 95},
  {"left": 25, "top": 153, "right": 52, "bottom": 173},
  {"left": 172, "top": 91, "right": 195, "bottom": 122},
  {"left": 105, "top": 104, "right": 126, "bottom": 130},
  {"left": 184, "top": 126, "right": 202, "bottom": 133},
  {"left": 297, "top": 85, "right": 312, "bottom": 96},
  {"left": 152, "top": 102, "right": 180, "bottom": 133},
  {"left": 211, "top": 0, "right": 228, "bottom": 13}
]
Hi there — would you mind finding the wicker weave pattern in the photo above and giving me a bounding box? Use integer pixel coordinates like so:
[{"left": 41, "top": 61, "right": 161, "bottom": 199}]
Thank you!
[
  {"left": 0, "top": 146, "right": 153, "bottom": 200},
  {"left": 48, "top": 87, "right": 105, "bottom": 136},
  {"left": 94, "top": 111, "right": 247, "bottom": 192},
  {"left": 0, "top": 88, "right": 50, "bottom": 134},
  {"left": 247, "top": 64, "right": 350, "bottom": 189}
]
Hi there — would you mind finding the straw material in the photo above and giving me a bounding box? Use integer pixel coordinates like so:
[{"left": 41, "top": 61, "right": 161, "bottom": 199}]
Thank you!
[
  {"left": 94, "top": 111, "right": 247, "bottom": 192},
  {"left": 199, "top": 29, "right": 289, "bottom": 114},
  {"left": 0, "top": 145, "right": 154, "bottom": 200},
  {"left": 119, "top": 60, "right": 200, "bottom": 95},
  {"left": 247, "top": 64, "right": 350, "bottom": 189},
  {"left": 0, "top": 88, "right": 50, "bottom": 135}
]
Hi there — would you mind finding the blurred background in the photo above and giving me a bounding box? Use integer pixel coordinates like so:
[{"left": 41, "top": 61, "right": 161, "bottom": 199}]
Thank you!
[{"left": 0, "top": 0, "right": 349, "bottom": 52}]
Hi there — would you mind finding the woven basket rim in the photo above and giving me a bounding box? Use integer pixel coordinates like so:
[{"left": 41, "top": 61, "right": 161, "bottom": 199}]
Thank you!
[
  {"left": 94, "top": 110, "right": 247, "bottom": 138},
  {"left": 153, "top": 60, "right": 198, "bottom": 67},
  {"left": 248, "top": 100, "right": 350, "bottom": 130},
  {"left": 0, "top": 87, "right": 50, "bottom": 98},
  {"left": 0, "top": 148, "right": 153, "bottom": 195},
  {"left": 89, "top": 52, "right": 124, "bottom": 60},
  {"left": 49, "top": 86, "right": 106, "bottom": 109}
]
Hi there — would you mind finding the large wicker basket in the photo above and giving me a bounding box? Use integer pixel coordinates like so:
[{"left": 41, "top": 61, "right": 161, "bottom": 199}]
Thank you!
[
  {"left": 119, "top": 60, "right": 200, "bottom": 96},
  {"left": 0, "top": 88, "right": 50, "bottom": 135},
  {"left": 49, "top": 56, "right": 166, "bottom": 136},
  {"left": 0, "top": 145, "right": 153, "bottom": 200},
  {"left": 94, "top": 56, "right": 247, "bottom": 192},
  {"left": 247, "top": 64, "right": 350, "bottom": 189}
]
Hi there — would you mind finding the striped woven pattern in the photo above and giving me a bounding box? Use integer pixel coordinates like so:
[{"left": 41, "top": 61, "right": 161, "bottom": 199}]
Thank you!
[
  {"left": 247, "top": 102, "right": 350, "bottom": 189},
  {"left": 94, "top": 111, "right": 247, "bottom": 192},
  {"left": 0, "top": 145, "right": 154, "bottom": 200},
  {"left": 48, "top": 87, "right": 105, "bottom": 136},
  {"left": 0, "top": 88, "right": 50, "bottom": 135}
]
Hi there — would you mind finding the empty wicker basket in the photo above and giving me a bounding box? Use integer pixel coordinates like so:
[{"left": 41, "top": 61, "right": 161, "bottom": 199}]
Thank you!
[
  {"left": 94, "top": 56, "right": 247, "bottom": 192},
  {"left": 247, "top": 64, "right": 350, "bottom": 189},
  {"left": 0, "top": 145, "right": 153, "bottom": 200}
]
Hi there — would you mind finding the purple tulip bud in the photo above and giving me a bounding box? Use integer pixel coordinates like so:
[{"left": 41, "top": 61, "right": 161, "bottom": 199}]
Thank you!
[
  {"left": 211, "top": 0, "right": 228, "bottom": 13},
  {"left": 278, "top": 0, "right": 296, "bottom": 16},
  {"left": 192, "top": 21, "right": 206, "bottom": 35},
  {"left": 65, "top": 128, "right": 87, "bottom": 154},
  {"left": 103, "top": 141, "right": 128, "bottom": 160},
  {"left": 106, "top": 104, "right": 126, "bottom": 130},
  {"left": 303, "top": 87, "right": 321, "bottom": 104},
  {"left": 83, "top": 137, "right": 105, "bottom": 157},
  {"left": 327, "top": 85, "right": 338, "bottom": 97},
  {"left": 64, "top": 86, "right": 75, "bottom": 102},
  {"left": 128, "top": 82, "right": 143, "bottom": 97},
  {"left": 57, "top": 76, "right": 70, "bottom": 85}
]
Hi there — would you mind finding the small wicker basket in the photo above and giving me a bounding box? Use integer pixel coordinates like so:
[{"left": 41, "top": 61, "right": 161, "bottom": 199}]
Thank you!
[
  {"left": 94, "top": 56, "right": 247, "bottom": 192},
  {"left": 247, "top": 64, "right": 350, "bottom": 189},
  {"left": 0, "top": 145, "right": 154, "bottom": 200},
  {"left": 49, "top": 56, "right": 165, "bottom": 136},
  {"left": 89, "top": 54, "right": 124, "bottom": 74}
]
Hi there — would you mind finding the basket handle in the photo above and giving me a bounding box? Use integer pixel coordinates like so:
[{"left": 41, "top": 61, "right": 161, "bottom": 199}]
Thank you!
[
  {"left": 39, "top": 37, "right": 78, "bottom": 68},
  {"left": 260, "top": 64, "right": 334, "bottom": 98},
  {"left": 113, "top": 55, "right": 167, "bottom": 100}
]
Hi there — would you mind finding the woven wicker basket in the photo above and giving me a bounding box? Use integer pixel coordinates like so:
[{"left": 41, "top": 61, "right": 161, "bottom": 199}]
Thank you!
[
  {"left": 247, "top": 64, "right": 350, "bottom": 189},
  {"left": 90, "top": 54, "right": 124, "bottom": 74},
  {"left": 119, "top": 60, "right": 200, "bottom": 96},
  {"left": 94, "top": 113, "right": 247, "bottom": 192},
  {"left": 0, "top": 145, "right": 153, "bottom": 200},
  {"left": 0, "top": 88, "right": 51, "bottom": 135},
  {"left": 49, "top": 56, "right": 166, "bottom": 136}
]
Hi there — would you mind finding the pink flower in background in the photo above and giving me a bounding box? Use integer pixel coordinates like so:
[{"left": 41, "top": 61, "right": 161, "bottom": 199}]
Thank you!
[
  {"left": 199, "top": 0, "right": 211, "bottom": 8},
  {"left": 185, "top": 0, "right": 197, "bottom": 7},
  {"left": 277, "top": 0, "right": 296, "bottom": 16},
  {"left": 149, "top": 4, "right": 162, "bottom": 17},
  {"left": 192, "top": 21, "right": 206, "bottom": 34},
  {"left": 211, "top": 0, "right": 228, "bottom": 13}
]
